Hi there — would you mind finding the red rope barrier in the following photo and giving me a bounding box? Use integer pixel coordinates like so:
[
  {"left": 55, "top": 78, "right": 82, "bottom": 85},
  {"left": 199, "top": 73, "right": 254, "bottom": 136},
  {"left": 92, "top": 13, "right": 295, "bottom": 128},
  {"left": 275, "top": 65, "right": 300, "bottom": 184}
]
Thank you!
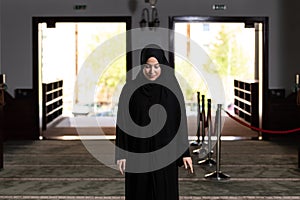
[{"left": 224, "top": 110, "right": 300, "bottom": 134}]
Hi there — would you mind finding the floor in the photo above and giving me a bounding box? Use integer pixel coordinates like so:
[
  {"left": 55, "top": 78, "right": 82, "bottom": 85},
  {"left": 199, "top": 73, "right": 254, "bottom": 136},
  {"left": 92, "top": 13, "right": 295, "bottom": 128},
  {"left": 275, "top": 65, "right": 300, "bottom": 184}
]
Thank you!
[
  {"left": 0, "top": 135, "right": 299, "bottom": 199},
  {"left": 0, "top": 113, "right": 299, "bottom": 200}
]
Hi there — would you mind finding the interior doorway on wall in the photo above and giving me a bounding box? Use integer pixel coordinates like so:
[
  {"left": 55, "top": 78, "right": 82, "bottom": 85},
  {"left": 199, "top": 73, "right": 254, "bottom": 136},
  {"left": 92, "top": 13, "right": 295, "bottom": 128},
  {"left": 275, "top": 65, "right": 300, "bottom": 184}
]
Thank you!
[
  {"left": 169, "top": 16, "right": 268, "bottom": 139},
  {"left": 33, "top": 17, "right": 131, "bottom": 140}
]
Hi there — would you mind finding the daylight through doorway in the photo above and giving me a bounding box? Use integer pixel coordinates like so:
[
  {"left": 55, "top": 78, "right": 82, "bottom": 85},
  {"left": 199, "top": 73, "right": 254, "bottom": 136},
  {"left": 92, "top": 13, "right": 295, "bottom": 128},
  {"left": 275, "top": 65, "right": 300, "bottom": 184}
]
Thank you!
[
  {"left": 38, "top": 22, "right": 127, "bottom": 133},
  {"left": 174, "top": 22, "right": 255, "bottom": 112}
]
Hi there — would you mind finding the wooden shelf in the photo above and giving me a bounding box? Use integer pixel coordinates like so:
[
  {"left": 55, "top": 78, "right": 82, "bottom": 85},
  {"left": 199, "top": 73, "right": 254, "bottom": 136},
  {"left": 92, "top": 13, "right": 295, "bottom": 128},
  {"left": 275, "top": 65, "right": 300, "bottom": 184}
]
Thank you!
[
  {"left": 42, "top": 80, "right": 63, "bottom": 130},
  {"left": 234, "top": 79, "right": 259, "bottom": 128}
]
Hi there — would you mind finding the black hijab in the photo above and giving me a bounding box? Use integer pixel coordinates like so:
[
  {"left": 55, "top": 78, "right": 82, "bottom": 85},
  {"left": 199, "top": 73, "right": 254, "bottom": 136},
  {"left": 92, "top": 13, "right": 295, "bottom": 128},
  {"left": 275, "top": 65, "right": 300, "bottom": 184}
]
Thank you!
[{"left": 115, "top": 44, "right": 190, "bottom": 171}]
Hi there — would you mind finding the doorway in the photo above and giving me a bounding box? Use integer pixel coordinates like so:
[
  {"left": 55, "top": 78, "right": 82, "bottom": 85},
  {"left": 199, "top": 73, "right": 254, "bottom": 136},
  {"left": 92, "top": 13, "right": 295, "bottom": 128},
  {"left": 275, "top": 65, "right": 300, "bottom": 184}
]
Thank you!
[
  {"left": 169, "top": 16, "right": 268, "bottom": 138},
  {"left": 32, "top": 17, "right": 131, "bottom": 139}
]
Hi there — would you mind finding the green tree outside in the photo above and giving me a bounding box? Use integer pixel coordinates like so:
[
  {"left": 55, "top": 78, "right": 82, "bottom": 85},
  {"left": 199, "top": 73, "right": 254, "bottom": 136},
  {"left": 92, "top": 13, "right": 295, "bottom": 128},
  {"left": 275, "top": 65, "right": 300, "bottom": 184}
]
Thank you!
[{"left": 205, "top": 24, "right": 250, "bottom": 78}]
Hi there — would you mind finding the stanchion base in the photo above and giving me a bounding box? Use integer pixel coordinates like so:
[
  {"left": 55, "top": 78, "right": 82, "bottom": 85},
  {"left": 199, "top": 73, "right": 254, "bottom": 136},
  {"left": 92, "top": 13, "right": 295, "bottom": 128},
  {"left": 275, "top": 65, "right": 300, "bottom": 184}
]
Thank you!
[
  {"left": 193, "top": 148, "right": 213, "bottom": 156},
  {"left": 198, "top": 157, "right": 216, "bottom": 166},
  {"left": 205, "top": 171, "right": 230, "bottom": 181},
  {"left": 193, "top": 147, "right": 208, "bottom": 155},
  {"left": 298, "top": 147, "right": 300, "bottom": 169},
  {"left": 192, "top": 142, "right": 211, "bottom": 154},
  {"left": 190, "top": 141, "right": 201, "bottom": 147}
]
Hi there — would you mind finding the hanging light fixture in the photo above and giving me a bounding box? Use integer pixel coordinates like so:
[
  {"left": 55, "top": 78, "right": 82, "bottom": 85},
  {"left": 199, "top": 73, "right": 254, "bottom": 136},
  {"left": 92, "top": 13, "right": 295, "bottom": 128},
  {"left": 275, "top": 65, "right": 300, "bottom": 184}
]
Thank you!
[
  {"left": 139, "top": 0, "right": 160, "bottom": 29},
  {"left": 139, "top": 8, "right": 149, "bottom": 28},
  {"left": 146, "top": 0, "right": 157, "bottom": 8}
]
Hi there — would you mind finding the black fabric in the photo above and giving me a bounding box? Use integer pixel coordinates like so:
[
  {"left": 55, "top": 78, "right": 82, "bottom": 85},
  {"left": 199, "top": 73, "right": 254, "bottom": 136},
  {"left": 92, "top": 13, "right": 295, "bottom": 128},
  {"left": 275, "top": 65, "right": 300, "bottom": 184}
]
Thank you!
[{"left": 115, "top": 44, "right": 190, "bottom": 200}]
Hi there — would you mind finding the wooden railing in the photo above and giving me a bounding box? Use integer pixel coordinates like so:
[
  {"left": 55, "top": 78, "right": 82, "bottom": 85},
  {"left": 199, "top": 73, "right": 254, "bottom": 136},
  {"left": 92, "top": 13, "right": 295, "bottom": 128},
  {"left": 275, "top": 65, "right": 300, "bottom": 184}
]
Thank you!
[{"left": 42, "top": 80, "right": 63, "bottom": 130}]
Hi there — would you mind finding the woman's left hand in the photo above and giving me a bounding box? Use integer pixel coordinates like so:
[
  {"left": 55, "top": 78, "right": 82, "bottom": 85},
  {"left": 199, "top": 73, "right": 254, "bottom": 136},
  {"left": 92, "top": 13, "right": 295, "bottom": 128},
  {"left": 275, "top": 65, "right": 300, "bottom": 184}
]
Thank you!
[{"left": 183, "top": 157, "right": 194, "bottom": 173}]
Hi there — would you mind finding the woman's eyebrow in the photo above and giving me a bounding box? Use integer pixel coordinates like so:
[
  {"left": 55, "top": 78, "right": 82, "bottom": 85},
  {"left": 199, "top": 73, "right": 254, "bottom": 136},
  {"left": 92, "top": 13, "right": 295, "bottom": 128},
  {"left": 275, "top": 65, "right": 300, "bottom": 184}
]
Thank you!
[{"left": 146, "top": 62, "right": 159, "bottom": 65}]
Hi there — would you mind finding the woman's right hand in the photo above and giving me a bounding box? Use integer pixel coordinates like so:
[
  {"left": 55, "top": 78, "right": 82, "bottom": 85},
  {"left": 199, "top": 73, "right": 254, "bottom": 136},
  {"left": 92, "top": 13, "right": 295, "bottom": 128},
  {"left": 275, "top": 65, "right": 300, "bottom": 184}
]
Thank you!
[{"left": 117, "top": 159, "right": 126, "bottom": 175}]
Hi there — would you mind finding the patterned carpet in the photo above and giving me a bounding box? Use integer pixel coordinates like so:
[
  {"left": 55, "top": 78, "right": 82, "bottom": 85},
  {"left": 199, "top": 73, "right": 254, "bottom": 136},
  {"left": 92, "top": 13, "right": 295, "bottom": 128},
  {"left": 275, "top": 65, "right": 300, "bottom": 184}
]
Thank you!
[
  {"left": 0, "top": 138, "right": 299, "bottom": 199},
  {"left": 4, "top": 110, "right": 298, "bottom": 199}
]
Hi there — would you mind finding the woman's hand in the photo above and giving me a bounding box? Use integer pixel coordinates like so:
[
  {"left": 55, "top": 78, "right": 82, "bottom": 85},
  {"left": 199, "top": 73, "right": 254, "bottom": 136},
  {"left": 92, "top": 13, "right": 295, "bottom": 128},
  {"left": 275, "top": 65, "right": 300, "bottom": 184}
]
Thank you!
[
  {"left": 117, "top": 159, "right": 126, "bottom": 175},
  {"left": 183, "top": 157, "right": 194, "bottom": 173}
]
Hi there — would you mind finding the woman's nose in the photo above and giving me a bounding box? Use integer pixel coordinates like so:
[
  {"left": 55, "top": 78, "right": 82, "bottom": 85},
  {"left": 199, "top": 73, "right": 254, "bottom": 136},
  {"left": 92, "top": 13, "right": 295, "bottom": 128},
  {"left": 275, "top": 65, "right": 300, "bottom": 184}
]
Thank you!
[{"left": 149, "top": 67, "right": 154, "bottom": 73}]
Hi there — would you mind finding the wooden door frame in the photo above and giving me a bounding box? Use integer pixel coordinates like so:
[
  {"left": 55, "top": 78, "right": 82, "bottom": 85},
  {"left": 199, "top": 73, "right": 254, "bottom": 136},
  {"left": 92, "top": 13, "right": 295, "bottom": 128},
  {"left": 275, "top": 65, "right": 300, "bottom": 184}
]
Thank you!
[
  {"left": 168, "top": 16, "right": 269, "bottom": 134},
  {"left": 32, "top": 16, "right": 132, "bottom": 138}
]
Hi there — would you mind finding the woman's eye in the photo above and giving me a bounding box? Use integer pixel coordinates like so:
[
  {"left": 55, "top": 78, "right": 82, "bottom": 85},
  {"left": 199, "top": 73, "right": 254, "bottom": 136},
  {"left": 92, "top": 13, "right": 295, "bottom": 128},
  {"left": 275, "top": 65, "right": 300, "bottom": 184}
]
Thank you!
[{"left": 145, "top": 63, "right": 159, "bottom": 69}]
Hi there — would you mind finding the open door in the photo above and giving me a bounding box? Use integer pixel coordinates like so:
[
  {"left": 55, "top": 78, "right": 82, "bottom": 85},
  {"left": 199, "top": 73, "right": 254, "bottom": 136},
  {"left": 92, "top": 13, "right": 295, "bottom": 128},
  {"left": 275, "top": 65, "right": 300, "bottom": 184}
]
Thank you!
[
  {"left": 169, "top": 16, "right": 268, "bottom": 139},
  {"left": 33, "top": 17, "right": 131, "bottom": 139}
]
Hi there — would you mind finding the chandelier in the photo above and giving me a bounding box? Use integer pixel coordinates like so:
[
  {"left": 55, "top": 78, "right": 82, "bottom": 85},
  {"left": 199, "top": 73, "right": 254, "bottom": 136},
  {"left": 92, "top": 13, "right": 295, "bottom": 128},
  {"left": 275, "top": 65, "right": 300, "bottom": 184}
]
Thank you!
[{"left": 139, "top": 0, "right": 160, "bottom": 29}]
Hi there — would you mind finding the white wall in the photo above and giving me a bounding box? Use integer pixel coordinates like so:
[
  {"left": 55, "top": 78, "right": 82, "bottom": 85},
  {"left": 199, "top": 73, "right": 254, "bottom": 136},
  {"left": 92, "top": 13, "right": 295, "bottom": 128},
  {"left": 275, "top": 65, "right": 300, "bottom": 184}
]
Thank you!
[
  {"left": 277, "top": 1, "right": 300, "bottom": 93},
  {"left": 1, "top": 0, "right": 292, "bottom": 95}
]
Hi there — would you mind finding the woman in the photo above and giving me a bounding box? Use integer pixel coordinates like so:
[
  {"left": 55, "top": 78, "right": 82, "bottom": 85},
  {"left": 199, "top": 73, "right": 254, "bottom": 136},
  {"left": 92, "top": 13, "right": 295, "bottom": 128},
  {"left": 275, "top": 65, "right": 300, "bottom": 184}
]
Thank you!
[{"left": 116, "top": 44, "right": 193, "bottom": 200}]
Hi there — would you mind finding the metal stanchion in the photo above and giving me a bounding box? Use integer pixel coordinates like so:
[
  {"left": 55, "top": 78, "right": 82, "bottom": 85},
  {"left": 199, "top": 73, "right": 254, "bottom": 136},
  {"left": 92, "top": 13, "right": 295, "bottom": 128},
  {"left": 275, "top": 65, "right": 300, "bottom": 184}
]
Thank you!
[
  {"left": 190, "top": 92, "right": 201, "bottom": 146},
  {"left": 296, "top": 74, "right": 300, "bottom": 106},
  {"left": 201, "top": 95, "right": 206, "bottom": 145},
  {"left": 205, "top": 104, "right": 230, "bottom": 180},
  {"left": 193, "top": 95, "right": 207, "bottom": 155},
  {"left": 298, "top": 147, "right": 300, "bottom": 169},
  {"left": 0, "top": 74, "right": 6, "bottom": 170},
  {"left": 198, "top": 99, "right": 216, "bottom": 166},
  {"left": 0, "top": 106, "right": 3, "bottom": 170}
]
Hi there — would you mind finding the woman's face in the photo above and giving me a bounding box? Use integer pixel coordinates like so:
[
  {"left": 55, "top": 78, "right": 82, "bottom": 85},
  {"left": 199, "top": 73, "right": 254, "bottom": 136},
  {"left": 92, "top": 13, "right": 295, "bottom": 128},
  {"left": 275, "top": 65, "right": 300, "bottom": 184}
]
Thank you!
[{"left": 143, "top": 57, "right": 161, "bottom": 81}]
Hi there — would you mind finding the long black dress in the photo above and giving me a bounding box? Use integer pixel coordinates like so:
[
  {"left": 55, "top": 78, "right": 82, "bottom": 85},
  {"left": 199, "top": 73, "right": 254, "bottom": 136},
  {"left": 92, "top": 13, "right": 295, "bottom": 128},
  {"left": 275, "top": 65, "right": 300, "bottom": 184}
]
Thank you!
[{"left": 115, "top": 45, "right": 190, "bottom": 200}]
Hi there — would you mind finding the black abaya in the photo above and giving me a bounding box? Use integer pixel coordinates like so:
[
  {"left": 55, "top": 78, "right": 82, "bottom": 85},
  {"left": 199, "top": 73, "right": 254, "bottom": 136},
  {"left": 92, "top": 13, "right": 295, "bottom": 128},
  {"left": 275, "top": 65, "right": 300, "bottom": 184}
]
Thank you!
[{"left": 115, "top": 45, "right": 190, "bottom": 200}]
